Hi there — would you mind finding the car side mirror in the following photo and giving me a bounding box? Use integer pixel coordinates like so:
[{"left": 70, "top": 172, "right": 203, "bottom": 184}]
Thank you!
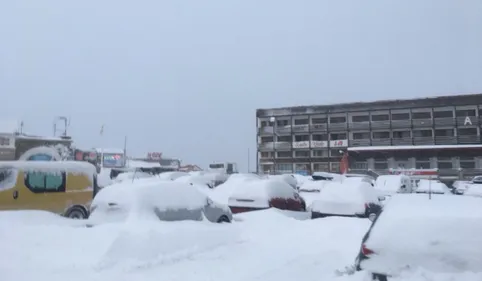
[{"left": 378, "top": 196, "right": 386, "bottom": 201}]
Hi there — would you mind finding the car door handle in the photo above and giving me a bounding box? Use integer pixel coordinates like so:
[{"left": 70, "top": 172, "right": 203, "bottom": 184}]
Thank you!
[{"left": 13, "top": 190, "right": 18, "bottom": 200}]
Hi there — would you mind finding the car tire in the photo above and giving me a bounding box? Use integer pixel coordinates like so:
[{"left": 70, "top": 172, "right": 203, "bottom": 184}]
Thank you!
[
  {"left": 65, "top": 206, "right": 88, "bottom": 219},
  {"left": 217, "top": 215, "right": 231, "bottom": 223}
]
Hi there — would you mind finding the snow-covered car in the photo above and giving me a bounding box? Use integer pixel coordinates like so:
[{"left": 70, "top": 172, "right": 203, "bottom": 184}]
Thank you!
[
  {"left": 157, "top": 171, "right": 189, "bottom": 181},
  {"left": 269, "top": 174, "right": 298, "bottom": 189},
  {"left": 88, "top": 181, "right": 232, "bottom": 225},
  {"left": 452, "top": 180, "right": 471, "bottom": 195},
  {"left": 355, "top": 194, "right": 482, "bottom": 280},
  {"left": 227, "top": 179, "right": 306, "bottom": 214},
  {"left": 112, "top": 171, "right": 154, "bottom": 183},
  {"left": 375, "top": 175, "right": 413, "bottom": 195},
  {"left": 310, "top": 181, "right": 382, "bottom": 219},
  {"left": 415, "top": 179, "right": 451, "bottom": 194},
  {"left": 464, "top": 184, "right": 482, "bottom": 198},
  {"left": 298, "top": 180, "right": 333, "bottom": 208}
]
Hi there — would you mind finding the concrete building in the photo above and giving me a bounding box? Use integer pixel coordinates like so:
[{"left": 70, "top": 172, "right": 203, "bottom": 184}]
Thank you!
[{"left": 256, "top": 93, "right": 482, "bottom": 179}]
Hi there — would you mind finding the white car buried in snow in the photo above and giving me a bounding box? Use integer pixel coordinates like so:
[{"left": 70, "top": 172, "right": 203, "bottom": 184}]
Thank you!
[
  {"left": 415, "top": 179, "right": 451, "bottom": 195},
  {"left": 310, "top": 181, "right": 382, "bottom": 219},
  {"left": 355, "top": 194, "right": 482, "bottom": 280},
  {"left": 88, "top": 181, "right": 232, "bottom": 226}
]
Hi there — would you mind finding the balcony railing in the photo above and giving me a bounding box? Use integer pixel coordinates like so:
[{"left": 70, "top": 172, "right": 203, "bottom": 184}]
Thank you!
[
  {"left": 328, "top": 123, "right": 347, "bottom": 131},
  {"left": 412, "top": 118, "right": 433, "bottom": 127},
  {"left": 257, "top": 142, "right": 291, "bottom": 150},
  {"left": 391, "top": 120, "right": 411, "bottom": 128},
  {"left": 310, "top": 124, "right": 328, "bottom": 132},
  {"left": 348, "top": 122, "right": 370, "bottom": 130},
  {"left": 434, "top": 118, "right": 455, "bottom": 126}
]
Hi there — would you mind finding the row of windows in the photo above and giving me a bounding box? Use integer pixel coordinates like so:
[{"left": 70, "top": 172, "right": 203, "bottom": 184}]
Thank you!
[
  {"left": 261, "top": 109, "right": 481, "bottom": 126},
  {"left": 260, "top": 128, "right": 480, "bottom": 143},
  {"left": 260, "top": 150, "right": 343, "bottom": 158},
  {"left": 367, "top": 161, "right": 477, "bottom": 170},
  {"left": 261, "top": 163, "right": 340, "bottom": 173}
]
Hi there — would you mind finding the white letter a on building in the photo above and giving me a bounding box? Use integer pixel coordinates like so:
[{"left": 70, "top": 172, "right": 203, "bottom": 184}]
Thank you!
[{"left": 464, "top": 116, "right": 472, "bottom": 126}]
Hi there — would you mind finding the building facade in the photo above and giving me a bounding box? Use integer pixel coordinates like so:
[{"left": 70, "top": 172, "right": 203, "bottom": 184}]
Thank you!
[{"left": 256, "top": 94, "right": 482, "bottom": 178}]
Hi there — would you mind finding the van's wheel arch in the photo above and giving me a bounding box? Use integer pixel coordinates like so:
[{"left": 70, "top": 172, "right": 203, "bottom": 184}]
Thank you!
[
  {"left": 217, "top": 215, "right": 231, "bottom": 223},
  {"left": 65, "top": 205, "right": 88, "bottom": 219}
]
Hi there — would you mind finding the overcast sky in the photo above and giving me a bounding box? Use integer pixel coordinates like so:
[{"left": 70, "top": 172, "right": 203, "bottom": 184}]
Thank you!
[{"left": 1, "top": 1, "right": 481, "bottom": 171}]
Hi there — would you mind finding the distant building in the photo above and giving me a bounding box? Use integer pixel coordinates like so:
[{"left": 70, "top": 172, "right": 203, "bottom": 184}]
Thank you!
[{"left": 257, "top": 93, "right": 482, "bottom": 179}]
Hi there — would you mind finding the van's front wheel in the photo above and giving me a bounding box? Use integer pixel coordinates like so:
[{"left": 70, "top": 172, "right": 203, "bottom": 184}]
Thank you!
[{"left": 65, "top": 206, "right": 88, "bottom": 219}]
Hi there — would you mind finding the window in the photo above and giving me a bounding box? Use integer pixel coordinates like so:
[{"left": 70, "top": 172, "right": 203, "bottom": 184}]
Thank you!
[
  {"left": 295, "top": 151, "right": 310, "bottom": 157},
  {"left": 312, "top": 134, "right": 328, "bottom": 141},
  {"left": 412, "top": 112, "right": 431, "bottom": 119},
  {"left": 352, "top": 162, "right": 368, "bottom": 169},
  {"left": 311, "top": 117, "right": 327, "bottom": 124},
  {"left": 437, "top": 161, "right": 453, "bottom": 169},
  {"left": 371, "top": 114, "right": 389, "bottom": 121},
  {"left": 260, "top": 152, "right": 272, "bottom": 158},
  {"left": 330, "top": 133, "right": 347, "bottom": 140},
  {"left": 261, "top": 136, "right": 274, "bottom": 143},
  {"left": 435, "top": 129, "right": 454, "bottom": 137},
  {"left": 456, "top": 109, "right": 476, "bottom": 117},
  {"left": 413, "top": 130, "right": 433, "bottom": 137},
  {"left": 276, "top": 119, "right": 289, "bottom": 126},
  {"left": 372, "top": 131, "right": 390, "bottom": 139},
  {"left": 294, "top": 118, "right": 309, "bottom": 125},
  {"left": 393, "top": 131, "right": 410, "bottom": 138},
  {"left": 353, "top": 132, "right": 370, "bottom": 139},
  {"left": 313, "top": 163, "right": 329, "bottom": 172},
  {"left": 433, "top": 110, "right": 453, "bottom": 118},
  {"left": 24, "top": 172, "right": 65, "bottom": 193},
  {"left": 415, "top": 162, "right": 431, "bottom": 169},
  {"left": 312, "top": 150, "right": 328, "bottom": 158},
  {"left": 260, "top": 121, "right": 267, "bottom": 127},
  {"left": 294, "top": 135, "right": 309, "bottom": 142},
  {"left": 391, "top": 113, "right": 410, "bottom": 120},
  {"left": 330, "top": 116, "right": 346, "bottom": 123},
  {"left": 330, "top": 163, "right": 340, "bottom": 172},
  {"left": 277, "top": 151, "right": 291, "bottom": 158},
  {"left": 374, "top": 162, "right": 388, "bottom": 169},
  {"left": 275, "top": 163, "right": 292, "bottom": 173},
  {"left": 330, "top": 150, "right": 344, "bottom": 157},
  {"left": 457, "top": 128, "right": 478, "bottom": 136},
  {"left": 0, "top": 136, "right": 10, "bottom": 146},
  {"left": 460, "top": 161, "right": 476, "bottom": 169},
  {"left": 277, "top": 136, "right": 291, "bottom": 142},
  {"left": 352, "top": 115, "right": 369, "bottom": 122}
]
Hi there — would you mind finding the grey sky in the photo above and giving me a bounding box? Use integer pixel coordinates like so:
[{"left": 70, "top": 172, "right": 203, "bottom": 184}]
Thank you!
[{"left": 1, "top": 1, "right": 482, "bottom": 171}]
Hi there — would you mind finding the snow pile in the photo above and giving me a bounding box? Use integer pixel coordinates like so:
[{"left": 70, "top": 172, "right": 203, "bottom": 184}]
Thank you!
[
  {"left": 0, "top": 210, "right": 86, "bottom": 227},
  {"left": 464, "top": 184, "right": 482, "bottom": 197},
  {"left": 228, "top": 179, "right": 296, "bottom": 209},
  {"left": 363, "top": 194, "right": 482, "bottom": 275},
  {"left": 97, "top": 220, "right": 240, "bottom": 270},
  {"left": 310, "top": 181, "right": 379, "bottom": 215},
  {"left": 416, "top": 180, "right": 451, "bottom": 194},
  {"left": 291, "top": 174, "right": 311, "bottom": 186}
]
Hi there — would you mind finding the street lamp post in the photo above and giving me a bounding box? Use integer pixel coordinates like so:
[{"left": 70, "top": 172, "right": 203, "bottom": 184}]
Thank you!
[{"left": 270, "top": 116, "right": 276, "bottom": 175}]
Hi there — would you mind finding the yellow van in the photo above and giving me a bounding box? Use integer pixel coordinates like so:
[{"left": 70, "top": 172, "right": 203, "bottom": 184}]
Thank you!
[{"left": 0, "top": 161, "right": 99, "bottom": 219}]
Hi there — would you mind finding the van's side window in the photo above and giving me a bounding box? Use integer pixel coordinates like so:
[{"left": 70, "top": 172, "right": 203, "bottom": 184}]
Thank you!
[{"left": 25, "top": 172, "right": 66, "bottom": 193}]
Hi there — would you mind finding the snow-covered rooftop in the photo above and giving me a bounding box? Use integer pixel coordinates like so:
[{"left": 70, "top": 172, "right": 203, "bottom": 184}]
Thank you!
[{"left": 0, "top": 161, "right": 97, "bottom": 176}]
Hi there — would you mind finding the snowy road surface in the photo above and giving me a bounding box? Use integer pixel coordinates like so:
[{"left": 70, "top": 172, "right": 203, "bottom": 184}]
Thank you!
[{"left": 0, "top": 209, "right": 477, "bottom": 281}]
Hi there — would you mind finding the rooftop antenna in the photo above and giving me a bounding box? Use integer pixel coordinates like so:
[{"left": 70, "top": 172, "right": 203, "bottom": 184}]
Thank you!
[{"left": 19, "top": 121, "right": 24, "bottom": 134}]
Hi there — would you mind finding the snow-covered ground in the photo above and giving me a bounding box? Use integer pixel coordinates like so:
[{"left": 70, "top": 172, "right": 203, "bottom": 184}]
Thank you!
[{"left": 0, "top": 209, "right": 370, "bottom": 281}]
